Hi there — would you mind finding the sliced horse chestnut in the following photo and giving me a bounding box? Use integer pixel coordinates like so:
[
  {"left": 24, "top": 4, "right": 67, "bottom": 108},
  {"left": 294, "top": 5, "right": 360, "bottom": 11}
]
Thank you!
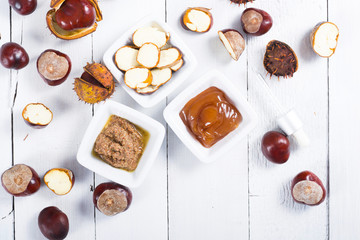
[
  {"left": 74, "top": 62, "right": 115, "bottom": 104},
  {"left": 241, "top": 8, "right": 272, "bottom": 36},
  {"left": 93, "top": 182, "right": 132, "bottom": 216},
  {"left": 0, "top": 42, "right": 29, "bottom": 70},
  {"left": 46, "top": 0, "right": 102, "bottom": 40},
  {"left": 263, "top": 40, "right": 298, "bottom": 78},
  {"left": 291, "top": 171, "right": 326, "bottom": 206},
  {"left": 22, "top": 103, "right": 53, "bottom": 127},
  {"left": 181, "top": 7, "right": 213, "bottom": 33},
  {"left": 38, "top": 206, "right": 69, "bottom": 240},
  {"left": 9, "top": 0, "right": 37, "bottom": 15},
  {"left": 1, "top": 164, "right": 40, "bottom": 197},
  {"left": 261, "top": 131, "right": 290, "bottom": 164},
  {"left": 37, "top": 49, "right": 71, "bottom": 86},
  {"left": 44, "top": 168, "right": 75, "bottom": 195}
]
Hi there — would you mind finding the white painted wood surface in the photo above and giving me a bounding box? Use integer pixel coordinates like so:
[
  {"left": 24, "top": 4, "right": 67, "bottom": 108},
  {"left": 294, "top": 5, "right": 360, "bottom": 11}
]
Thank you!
[{"left": 0, "top": 0, "right": 358, "bottom": 239}]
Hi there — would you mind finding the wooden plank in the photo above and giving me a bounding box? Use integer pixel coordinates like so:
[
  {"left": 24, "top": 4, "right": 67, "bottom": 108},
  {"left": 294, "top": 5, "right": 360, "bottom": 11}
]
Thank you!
[
  {"left": 329, "top": 0, "right": 360, "bottom": 238},
  {"left": 247, "top": 0, "right": 329, "bottom": 239},
  {"left": 10, "top": 2, "right": 95, "bottom": 239},
  {"left": 92, "top": 1, "right": 168, "bottom": 239},
  {"left": 167, "top": 1, "right": 249, "bottom": 239},
  {"left": 0, "top": 3, "right": 14, "bottom": 240}
]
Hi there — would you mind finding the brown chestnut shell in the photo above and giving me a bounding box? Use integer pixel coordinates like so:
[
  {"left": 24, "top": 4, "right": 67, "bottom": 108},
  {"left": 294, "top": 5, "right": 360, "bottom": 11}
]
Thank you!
[{"left": 38, "top": 206, "right": 69, "bottom": 240}]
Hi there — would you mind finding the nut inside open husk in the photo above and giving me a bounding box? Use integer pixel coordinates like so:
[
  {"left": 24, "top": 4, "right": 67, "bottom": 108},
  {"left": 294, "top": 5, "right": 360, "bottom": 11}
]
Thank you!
[
  {"left": 46, "top": 0, "right": 102, "bottom": 40},
  {"left": 74, "top": 62, "right": 115, "bottom": 104}
]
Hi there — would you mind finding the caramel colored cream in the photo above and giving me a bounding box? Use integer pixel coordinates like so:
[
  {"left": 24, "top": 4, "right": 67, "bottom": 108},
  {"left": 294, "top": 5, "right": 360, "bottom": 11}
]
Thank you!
[{"left": 180, "top": 86, "right": 242, "bottom": 148}]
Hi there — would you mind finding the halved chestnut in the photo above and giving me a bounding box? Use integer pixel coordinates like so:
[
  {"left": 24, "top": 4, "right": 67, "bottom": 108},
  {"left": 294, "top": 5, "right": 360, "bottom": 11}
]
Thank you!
[
  {"left": 291, "top": 171, "right": 326, "bottom": 206},
  {"left": 22, "top": 103, "right": 53, "bottom": 127},
  {"left": 37, "top": 49, "right": 71, "bottom": 86},
  {"left": 46, "top": 0, "right": 102, "bottom": 40},
  {"left": 44, "top": 168, "right": 75, "bottom": 195},
  {"left": 181, "top": 7, "right": 213, "bottom": 33},
  {"left": 93, "top": 182, "right": 132, "bottom": 216},
  {"left": 1, "top": 164, "right": 40, "bottom": 197}
]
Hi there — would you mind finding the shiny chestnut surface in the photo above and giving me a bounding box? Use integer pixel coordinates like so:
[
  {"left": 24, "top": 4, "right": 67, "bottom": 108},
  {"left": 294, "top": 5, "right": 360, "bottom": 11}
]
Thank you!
[
  {"left": 55, "top": 0, "right": 96, "bottom": 31},
  {"left": 241, "top": 8, "right": 272, "bottom": 36},
  {"left": 0, "top": 42, "right": 29, "bottom": 70},
  {"left": 38, "top": 206, "right": 69, "bottom": 240},
  {"left": 180, "top": 86, "right": 242, "bottom": 148},
  {"left": 9, "top": 0, "right": 37, "bottom": 15},
  {"left": 261, "top": 131, "right": 290, "bottom": 164}
]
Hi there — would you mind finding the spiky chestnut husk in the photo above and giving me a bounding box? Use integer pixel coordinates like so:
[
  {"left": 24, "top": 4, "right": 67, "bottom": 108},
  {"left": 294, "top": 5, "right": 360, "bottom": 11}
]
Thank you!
[
  {"left": 74, "top": 62, "right": 115, "bottom": 104},
  {"left": 263, "top": 40, "right": 298, "bottom": 78},
  {"left": 230, "top": 0, "right": 254, "bottom": 5}
]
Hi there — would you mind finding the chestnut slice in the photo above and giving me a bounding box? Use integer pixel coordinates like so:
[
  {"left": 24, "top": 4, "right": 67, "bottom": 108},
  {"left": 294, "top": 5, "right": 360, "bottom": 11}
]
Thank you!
[
  {"left": 157, "top": 48, "right": 182, "bottom": 68},
  {"left": 38, "top": 206, "right": 69, "bottom": 240},
  {"left": 1, "top": 164, "right": 40, "bottom": 197},
  {"left": 170, "top": 58, "right": 184, "bottom": 72},
  {"left": 261, "top": 131, "right": 290, "bottom": 164},
  {"left": 124, "top": 67, "right": 152, "bottom": 89},
  {"left": 93, "top": 182, "right": 132, "bottom": 216},
  {"left": 22, "top": 103, "right": 53, "bottom": 127},
  {"left": 136, "top": 43, "right": 160, "bottom": 69},
  {"left": 0, "top": 42, "right": 29, "bottom": 70},
  {"left": 218, "top": 29, "right": 245, "bottom": 61},
  {"left": 37, "top": 49, "right": 71, "bottom": 86},
  {"left": 263, "top": 40, "right": 298, "bottom": 78},
  {"left": 132, "top": 26, "right": 169, "bottom": 48},
  {"left": 44, "top": 168, "right": 74, "bottom": 195},
  {"left": 241, "top": 8, "right": 272, "bottom": 36},
  {"left": 9, "top": 0, "right": 37, "bottom": 15},
  {"left": 310, "top": 22, "right": 339, "bottom": 58},
  {"left": 181, "top": 7, "right": 213, "bottom": 33},
  {"left": 291, "top": 171, "right": 326, "bottom": 206},
  {"left": 114, "top": 46, "right": 140, "bottom": 72}
]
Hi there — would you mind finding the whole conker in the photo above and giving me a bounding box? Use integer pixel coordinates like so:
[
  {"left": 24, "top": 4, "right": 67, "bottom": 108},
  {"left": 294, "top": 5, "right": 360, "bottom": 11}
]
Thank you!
[
  {"left": 241, "top": 8, "right": 272, "bottom": 36},
  {"left": 261, "top": 131, "right": 290, "bottom": 164},
  {"left": 93, "top": 182, "right": 132, "bottom": 216},
  {"left": 0, "top": 42, "right": 29, "bottom": 70},
  {"left": 9, "top": 0, "right": 37, "bottom": 15},
  {"left": 38, "top": 206, "right": 69, "bottom": 240}
]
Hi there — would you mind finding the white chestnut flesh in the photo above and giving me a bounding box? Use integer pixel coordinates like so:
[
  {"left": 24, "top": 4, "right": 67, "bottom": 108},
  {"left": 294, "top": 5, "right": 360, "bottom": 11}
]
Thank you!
[
  {"left": 182, "top": 7, "right": 213, "bottom": 33},
  {"left": 93, "top": 182, "right": 132, "bottom": 216},
  {"left": 133, "top": 27, "right": 168, "bottom": 48},
  {"left": 44, "top": 168, "right": 75, "bottom": 195},
  {"left": 115, "top": 46, "right": 140, "bottom": 71},
  {"left": 311, "top": 22, "right": 339, "bottom": 58},
  {"left": 218, "top": 29, "right": 245, "bottom": 61},
  {"left": 136, "top": 43, "right": 160, "bottom": 68},
  {"left": 1, "top": 164, "right": 40, "bottom": 197},
  {"left": 22, "top": 103, "right": 53, "bottom": 126}
]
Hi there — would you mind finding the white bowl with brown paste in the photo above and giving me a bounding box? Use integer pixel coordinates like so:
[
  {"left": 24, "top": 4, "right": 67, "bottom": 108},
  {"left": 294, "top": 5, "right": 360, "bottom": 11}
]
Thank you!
[{"left": 77, "top": 100, "right": 165, "bottom": 187}]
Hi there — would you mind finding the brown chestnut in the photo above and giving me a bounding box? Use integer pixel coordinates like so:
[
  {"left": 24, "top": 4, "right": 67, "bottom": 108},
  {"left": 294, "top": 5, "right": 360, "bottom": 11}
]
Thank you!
[
  {"left": 37, "top": 49, "right": 71, "bottom": 86},
  {"left": 93, "top": 182, "right": 132, "bottom": 216},
  {"left": 0, "top": 42, "right": 29, "bottom": 70},
  {"left": 261, "top": 131, "right": 290, "bottom": 164},
  {"left": 1, "top": 164, "right": 40, "bottom": 197},
  {"left": 9, "top": 0, "right": 37, "bottom": 15},
  {"left": 291, "top": 171, "right": 326, "bottom": 206},
  {"left": 38, "top": 206, "right": 69, "bottom": 240},
  {"left": 241, "top": 8, "right": 272, "bottom": 36}
]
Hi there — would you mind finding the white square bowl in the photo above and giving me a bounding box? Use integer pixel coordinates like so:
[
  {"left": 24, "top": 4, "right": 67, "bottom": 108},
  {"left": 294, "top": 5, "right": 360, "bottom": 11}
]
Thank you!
[
  {"left": 163, "top": 70, "right": 258, "bottom": 163},
  {"left": 103, "top": 16, "right": 197, "bottom": 108},
  {"left": 77, "top": 100, "right": 165, "bottom": 188}
]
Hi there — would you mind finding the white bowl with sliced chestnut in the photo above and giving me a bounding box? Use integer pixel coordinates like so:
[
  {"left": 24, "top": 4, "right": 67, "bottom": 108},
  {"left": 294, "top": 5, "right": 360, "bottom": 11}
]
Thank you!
[{"left": 103, "top": 16, "right": 197, "bottom": 108}]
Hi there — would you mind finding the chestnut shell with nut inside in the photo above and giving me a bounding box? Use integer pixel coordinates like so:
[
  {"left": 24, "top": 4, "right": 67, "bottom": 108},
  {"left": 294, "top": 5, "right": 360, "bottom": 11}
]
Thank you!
[{"left": 46, "top": 0, "right": 103, "bottom": 40}]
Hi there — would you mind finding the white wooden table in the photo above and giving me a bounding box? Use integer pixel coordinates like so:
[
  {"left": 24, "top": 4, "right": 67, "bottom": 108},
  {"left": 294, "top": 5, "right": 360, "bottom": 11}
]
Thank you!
[{"left": 0, "top": 0, "right": 358, "bottom": 239}]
